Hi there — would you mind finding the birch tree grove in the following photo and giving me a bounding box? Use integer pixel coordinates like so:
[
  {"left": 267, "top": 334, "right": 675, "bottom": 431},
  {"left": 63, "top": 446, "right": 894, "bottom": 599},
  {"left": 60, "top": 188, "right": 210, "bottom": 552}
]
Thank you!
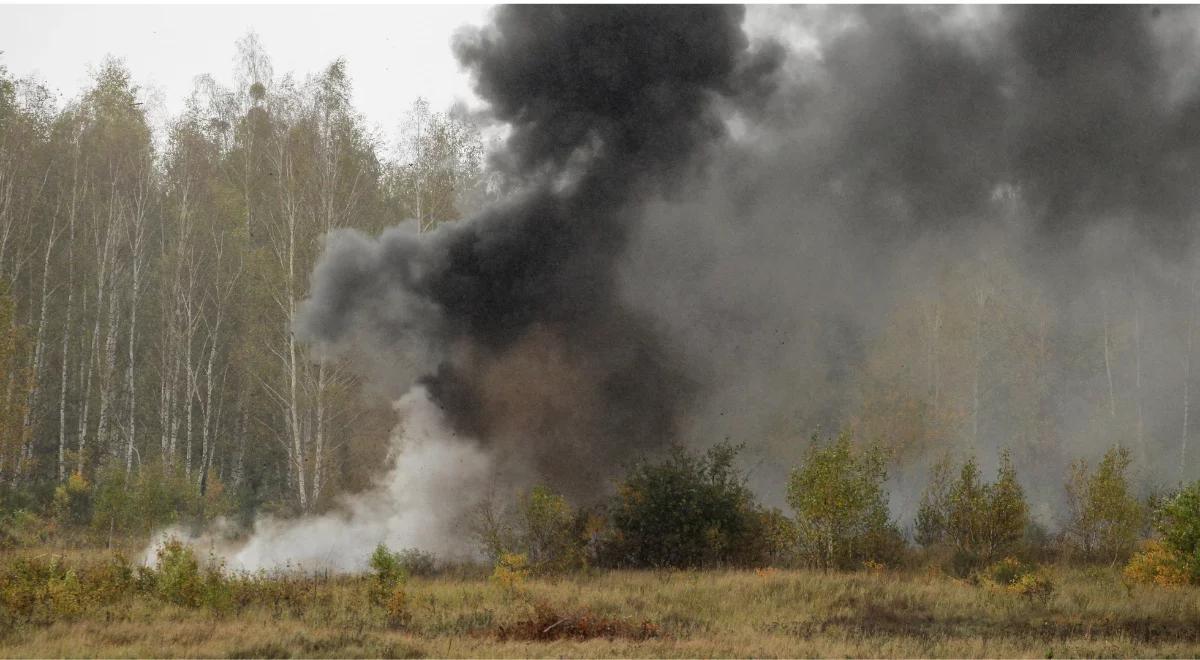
[
  {"left": 0, "top": 44, "right": 483, "bottom": 530},
  {"left": 0, "top": 20, "right": 1199, "bottom": 553}
]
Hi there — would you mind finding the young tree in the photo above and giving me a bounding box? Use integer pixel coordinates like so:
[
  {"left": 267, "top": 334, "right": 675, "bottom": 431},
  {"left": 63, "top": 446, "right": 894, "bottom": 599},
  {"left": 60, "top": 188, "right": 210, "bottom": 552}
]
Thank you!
[
  {"left": 918, "top": 451, "right": 1029, "bottom": 568},
  {"left": 0, "top": 288, "right": 33, "bottom": 487},
  {"left": 1064, "top": 445, "right": 1144, "bottom": 563},
  {"left": 914, "top": 455, "right": 954, "bottom": 548},
  {"left": 518, "top": 485, "right": 585, "bottom": 572},
  {"left": 988, "top": 451, "right": 1029, "bottom": 556},
  {"left": 787, "top": 432, "right": 900, "bottom": 569},
  {"left": 387, "top": 98, "right": 483, "bottom": 233}
]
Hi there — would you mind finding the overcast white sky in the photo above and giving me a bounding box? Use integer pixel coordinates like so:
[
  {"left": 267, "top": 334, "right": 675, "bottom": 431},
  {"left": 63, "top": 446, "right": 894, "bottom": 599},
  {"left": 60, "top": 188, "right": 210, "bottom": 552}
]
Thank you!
[{"left": 0, "top": 4, "right": 493, "bottom": 137}]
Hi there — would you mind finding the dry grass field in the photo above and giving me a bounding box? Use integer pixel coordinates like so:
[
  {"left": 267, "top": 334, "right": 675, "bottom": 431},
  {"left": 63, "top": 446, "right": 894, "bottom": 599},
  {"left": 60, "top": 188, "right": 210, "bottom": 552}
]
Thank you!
[{"left": 3, "top": 547, "right": 1200, "bottom": 658}]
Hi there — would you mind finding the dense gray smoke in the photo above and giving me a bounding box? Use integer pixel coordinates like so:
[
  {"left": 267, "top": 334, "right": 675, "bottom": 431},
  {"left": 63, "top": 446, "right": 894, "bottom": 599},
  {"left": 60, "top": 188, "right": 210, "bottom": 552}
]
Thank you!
[
  {"left": 726, "top": 6, "right": 1199, "bottom": 244},
  {"left": 623, "top": 5, "right": 1200, "bottom": 521},
  {"left": 298, "top": 6, "right": 780, "bottom": 498},
  {"left": 291, "top": 5, "right": 1200, "bottom": 540}
]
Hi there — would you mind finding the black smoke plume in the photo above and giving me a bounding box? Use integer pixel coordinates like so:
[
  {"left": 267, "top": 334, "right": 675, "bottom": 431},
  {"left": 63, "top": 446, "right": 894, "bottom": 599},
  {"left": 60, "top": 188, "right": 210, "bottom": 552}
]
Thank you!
[{"left": 297, "top": 6, "right": 780, "bottom": 495}]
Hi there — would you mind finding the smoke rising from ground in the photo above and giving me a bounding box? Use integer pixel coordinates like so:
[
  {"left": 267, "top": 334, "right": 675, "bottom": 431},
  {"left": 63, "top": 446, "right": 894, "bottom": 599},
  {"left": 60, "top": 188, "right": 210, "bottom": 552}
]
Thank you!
[
  {"left": 147, "top": 388, "right": 490, "bottom": 571},
  {"left": 179, "top": 6, "right": 1200, "bottom": 566},
  {"left": 297, "top": 6, "right": 781, "bottom": 499}
]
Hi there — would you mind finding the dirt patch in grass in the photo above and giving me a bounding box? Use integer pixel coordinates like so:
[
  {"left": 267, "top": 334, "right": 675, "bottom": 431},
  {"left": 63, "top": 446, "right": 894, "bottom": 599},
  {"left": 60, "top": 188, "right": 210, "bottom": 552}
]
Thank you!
[
  {"left": 494, "top": 603, "right": 660, "bottom": 642},
  {"left": 226, "top": 641, "right": 292, "bottom": 658}
]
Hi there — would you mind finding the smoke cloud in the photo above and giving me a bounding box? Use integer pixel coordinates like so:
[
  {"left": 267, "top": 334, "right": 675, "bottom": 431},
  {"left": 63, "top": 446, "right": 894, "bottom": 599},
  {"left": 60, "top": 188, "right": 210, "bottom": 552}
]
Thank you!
[
  {"left": 297, "top": 5, "right": 781, "bottom": 498},
  {"left": 166, "top": 6, "right": 1200, "bottom": 567},
  {"left": 622, "top": 5, "right": 1200, "bottom": 520},
  {"left": 146, "top": 387, "right": 491, "bottom": 571}
]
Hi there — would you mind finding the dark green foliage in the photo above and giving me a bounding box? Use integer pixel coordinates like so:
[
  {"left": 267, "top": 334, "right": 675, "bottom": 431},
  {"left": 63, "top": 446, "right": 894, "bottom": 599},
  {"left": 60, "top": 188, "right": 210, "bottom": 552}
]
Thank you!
[
  {"left": 392, "top": 548, "right": 438, "bottom": 577},
  {"left": 741, "top": 507, "right": 801, "bottom": 567},
  {"left": 603, "top": 442, "right": 763, "bottom": 568}
]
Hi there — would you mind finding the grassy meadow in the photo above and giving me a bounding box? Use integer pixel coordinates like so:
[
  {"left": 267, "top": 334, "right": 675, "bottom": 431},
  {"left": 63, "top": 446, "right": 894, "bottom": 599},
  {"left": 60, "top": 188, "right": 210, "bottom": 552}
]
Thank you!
[{"left": 3, "top": 545, "right": 1200, "bottom": 658}]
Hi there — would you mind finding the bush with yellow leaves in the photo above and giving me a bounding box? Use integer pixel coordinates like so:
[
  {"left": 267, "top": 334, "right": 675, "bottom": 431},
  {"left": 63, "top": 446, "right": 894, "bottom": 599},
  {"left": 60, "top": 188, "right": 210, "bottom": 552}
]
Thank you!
[
  {"left": 1123, "top": 540, "right": 1190, "bottom": 587},
  {"left": 0, "top": 552, "right": 135, "bottom": 631},
  {"left": 491, "top": 552, "right": 530, "bottom": 594},
  {"left": 981, "top": 556, "right": 1055, "bottom": 604}
]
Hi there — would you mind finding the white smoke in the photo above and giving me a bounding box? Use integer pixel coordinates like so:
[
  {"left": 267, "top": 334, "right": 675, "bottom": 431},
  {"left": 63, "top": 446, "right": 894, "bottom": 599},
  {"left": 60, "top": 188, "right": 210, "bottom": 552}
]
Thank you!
[{"left": 144, "top": 386, "right": 493, "bottom": 572}]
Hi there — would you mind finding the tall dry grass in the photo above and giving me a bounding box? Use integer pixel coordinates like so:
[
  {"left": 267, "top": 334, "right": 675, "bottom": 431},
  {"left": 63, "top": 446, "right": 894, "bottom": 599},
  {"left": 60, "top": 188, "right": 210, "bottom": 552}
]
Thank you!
[{"left": 2, "top": 547, "right": 1199, "bottom": 658}]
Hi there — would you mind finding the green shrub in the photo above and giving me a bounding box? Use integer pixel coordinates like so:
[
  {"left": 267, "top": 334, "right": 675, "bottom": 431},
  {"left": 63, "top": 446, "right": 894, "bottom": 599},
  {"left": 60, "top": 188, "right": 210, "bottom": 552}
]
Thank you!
[
  {"left": 603, "top": 442, "right": 762, "bottom": 568},
  {"left": 90, "top": 464, "right": 230, "bottom": 542},
  {"left": 44, "top": 567, "right": 86, "bottom": 619},
  {"left": 81, "top": 553, "right": 135, "bottom": 603},
  {"left": 0, "top": 552, "right": 136, "bottom": 629},
  {"left": 52, "top": 472, "right": 92, "bottom": 529},
  {"left": 1150, "top": 481, "right": 1200, "bottom": 583},
  {"left": 368, "top": 544, "right": 411, "bottom": 628},
  {"left": 739, "top": 507, "right": 800, "bottom": 567},
  {"left": 152, "top": 538, "right": 229, "bottom": 610},
  {"left": 982, "top": 556, "right": 1027, "bottom": 586},
  {"left": 154, "top": 538, "right": 204, "bottom": 607},
  {"left": 0, "top": 508, "right": 48, "bottom": 549},
  {"left": 1, "top": 556, "right": 61, "bottom": 626},
  {"left": 368, "top": 544, "right": 409, "bottom": 604},
  {"left": 980, "top": 556, "right": 1055, "bottom": 604},
  {"left": 787, "top": 432, "right": 902, "bottom": 570},
  {"left": 369, "top": 544, "right": 408, "bottom": 585},
  {"left": 394, "top": 547, "right": 438, "bottom": 576},
  {"left": 1010, "top": 571, "right": 1056, "bottom": 604}
]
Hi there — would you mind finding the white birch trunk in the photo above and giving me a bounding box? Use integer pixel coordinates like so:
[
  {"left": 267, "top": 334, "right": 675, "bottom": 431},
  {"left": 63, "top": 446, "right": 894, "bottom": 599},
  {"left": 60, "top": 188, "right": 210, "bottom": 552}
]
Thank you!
[
  {"left": 124, "top": 187, "right": 147, "bottom": 478},
  {"left": 1102, "top": 288, "right": 1118, "bottom": 426},
  {"left": 1132, "top": 283, "right": 1145, "bottom": 463}
]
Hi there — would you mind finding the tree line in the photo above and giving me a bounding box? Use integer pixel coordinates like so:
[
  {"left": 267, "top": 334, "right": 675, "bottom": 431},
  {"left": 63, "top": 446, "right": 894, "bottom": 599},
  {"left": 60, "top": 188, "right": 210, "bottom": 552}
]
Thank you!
[
  {"left": 1, "top": 36, "right": 1198, "bottom": 561},
  {"left": 0, "top": 35, "right": 485, "bottom": 530},
  {"left": 471, "top": 437, "right": 1200, "bottom": 588}
]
